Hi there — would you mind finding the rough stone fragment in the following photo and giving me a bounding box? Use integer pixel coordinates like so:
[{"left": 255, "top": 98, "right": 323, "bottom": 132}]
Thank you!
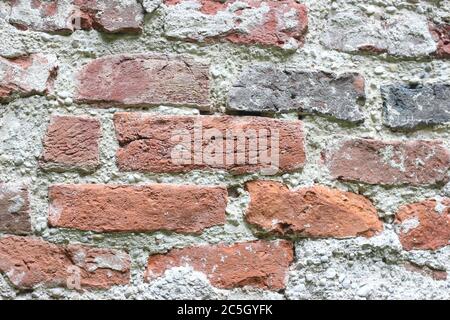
[
  {"left": 48, "top": 184, "right": 227, "bottom": 233},
  {"left": 325, "top": 138, "right": 450, "bottom": 186},
  {"left": 0, "top": 184, "right": 31, "bottom": 234},
  {"left": 322, "top": 10, "right": 437, "bottom": 58},
  {"left": 0, "top": 235, "right": 130, "bottom": 289},
  {"left": 75, "top": 54, "right": 210, "bottom": 109},
  {"left": 395, "top": 198, "right": 450, "bottom": 251},
  {"left": 143, "top": 0, "right": 163, "bottom": 13},
  {"left": 162, "top": 0, "right": 308, "bottom": 50},
  {"left": 40, "top": 116, "right": 101, "bottom": 172},
  {"left": 228, "top": 65, "right": 366, "bottom": 122},
  {"left": 8, "top": 0, "right": 144, "bottom": 34},
  {"left": 245, "top": 180, "right": 382, "bottom": 238},
  {"left": 0, "top": 54, "right": 57, "bottom": 103},
  {"left": 429, "top": 22, "right": 450, "bottom": 58},
  {"left": 114, "top": 113, "right": 306, "bottom": 175},
  {"left": 382, "top": 84, "right": 450, "bottom": 129},
  {"left": 146, "top": 240, "right": 294, "bottom": 290},
  {"left": 74, "top": 0, "right": 144, "bottom": 33}
]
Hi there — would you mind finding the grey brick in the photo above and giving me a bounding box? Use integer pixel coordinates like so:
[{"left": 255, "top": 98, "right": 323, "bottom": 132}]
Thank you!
[
  {"left": 227, "top": 65, "right": 366, "bottom": 123},
  {"left": 382, "top": 84, "right": 450, "bottom": 129}
]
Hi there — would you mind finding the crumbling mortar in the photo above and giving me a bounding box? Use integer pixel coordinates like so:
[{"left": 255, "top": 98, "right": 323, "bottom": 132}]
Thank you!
[{"left": 1, "top": 0, "right": 450, "bottom": 299}]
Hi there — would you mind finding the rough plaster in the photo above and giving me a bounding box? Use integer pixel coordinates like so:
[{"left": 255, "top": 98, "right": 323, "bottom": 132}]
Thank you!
[{"left": 0, "top": 0, "right": 449, "bottom": 299}]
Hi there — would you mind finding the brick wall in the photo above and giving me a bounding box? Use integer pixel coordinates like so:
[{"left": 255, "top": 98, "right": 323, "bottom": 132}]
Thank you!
[{"left": 0, "top": 0, "right": 449, "bottom": 300}]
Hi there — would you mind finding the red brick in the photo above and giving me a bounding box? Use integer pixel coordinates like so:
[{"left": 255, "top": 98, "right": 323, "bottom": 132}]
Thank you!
[
  {"left": 75, "top": 54, "right": 210, "bottom": 109},
  {"left": 8, "top": 0, "right": 144, "bottom": 34},
  {"left": 430, "top": 22, "right": 450, "bottom": 58},
  {"left": 114, "top": 113, "right": 306, "bottom": 175},
  {"left": 395, "top": 198, "right": 450, "bottom": 251},
  {"left": 0, "top": 54, "right": 57, "bottom": 102},
  {"left": 245, "top": 181, "right": 382, "bottom": 238},
  {"left": 0, "top": 236, "right": 130, "bottom": 289},
  {"left": 145, "top": 240, "right": 293, "bottom": 290},
  {"left": 0, "top": 184, "right": 31, "bottom": 234},
  {"left": 48, "top": 184, "right": 227, "bottom": 233},
  {"left": 162, "top": 0, "right": 308, "bottom": 50},
  {"left": 324, "top": 138, "right": 450, "bottom": 186},
  {"left": 40, "top": 116, "right": 101, "bottom": 172}
]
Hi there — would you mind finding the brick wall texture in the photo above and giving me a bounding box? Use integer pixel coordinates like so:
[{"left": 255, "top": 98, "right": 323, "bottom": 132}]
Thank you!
[{"left": 0, "top": 0, "right": 449, "bottom": 300}]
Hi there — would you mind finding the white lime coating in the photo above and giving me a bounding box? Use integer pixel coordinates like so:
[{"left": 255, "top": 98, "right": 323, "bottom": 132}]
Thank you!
[
  {"left": 398, "top": 217, "right": 420, "bottom": 234},
  {"left": 142, "top": 0, "right": 163, "bottom": 14},
  {"left": 0, "top": 0, "right": 449, "bottom": 300},
  {"left": 444, "top": 182, "right": 450, "bottom": 197},
  {"left": 8, "top": 0, "right": 73, "bottom": 33},
  {"left": 160, "top": 0, "right": 303, "bottom": 50},
  {"left": 287, "top": 231, "right": 450, "bottom": 300},
  {"left": 322, "top": 9, "right": 437, "bottom": 57}
]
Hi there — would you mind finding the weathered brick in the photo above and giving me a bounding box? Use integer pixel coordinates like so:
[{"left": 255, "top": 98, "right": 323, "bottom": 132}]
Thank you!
[
  {"left": 40, "top": 116, "right": 101, "bottom": 172},
  {"left": 114, "top": 113, "right": 305, "bottom": 175},
  {"left": 0, "top": 184, "right": 31, "bottom": 234},
  {"left": 75, "top": 54, "right": 210, "bottom": 109},
  {"left": 8, "top": 0, "right": 144, "bottom": 34},
  {"left": 0, "top": 235, "right": 130, "bottom": 289},
  {"left": 0, "top": 54, "right": 57, "bottom": 103},
  {"left": 145, "top": 240, "right": 293, "bottom": 290},
  {"left": 324, "top": 138, "right": 450, "bottom": 186},
  {"left": 227, "top": 65, "right": 365, "bottom": 122},
  {"left": 8, "top": 0, "right": 73, "bottom": 33},
  {"left": 429, "top": 22, "right": 450, "bottom": 58},
  {"left": 73, "top": 0, "right": 144, "bottom": 33},
  {"left": 382, "top": 84, "right": 450, "bottom": 129},
  {"left": 322, "top": 10, "right": 437, "bottom": 58},
  {"left": 404, "top": 262, "right": 447, "bottom": 281},
  {"left": 395, "top": 198, "right": 450, "bottom": 251},
  {"left": 162, "top": 0, "right": 308, "bottom": 50},
  {"left": 245, "top": 181, "right": 382, "bottom": 238},
  {"left": 48, "top": 184, "right": 227, "bottom": 233}
]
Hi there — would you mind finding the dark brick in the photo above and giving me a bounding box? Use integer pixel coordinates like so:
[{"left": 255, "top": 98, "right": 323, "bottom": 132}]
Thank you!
[
  {"left": 382, "top": 84, "right": 450, "bottom": 129},
  {"left": 227, "top": 65, "right": 365, "bottom": 122}
]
